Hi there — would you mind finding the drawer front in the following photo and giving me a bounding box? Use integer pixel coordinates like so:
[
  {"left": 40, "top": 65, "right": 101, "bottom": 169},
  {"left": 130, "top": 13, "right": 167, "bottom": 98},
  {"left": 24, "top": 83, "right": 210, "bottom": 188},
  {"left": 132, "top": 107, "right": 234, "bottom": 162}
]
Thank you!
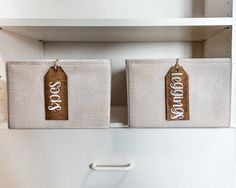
[{"left": 0, "top": 129, "right": 235, "bottom": 188}]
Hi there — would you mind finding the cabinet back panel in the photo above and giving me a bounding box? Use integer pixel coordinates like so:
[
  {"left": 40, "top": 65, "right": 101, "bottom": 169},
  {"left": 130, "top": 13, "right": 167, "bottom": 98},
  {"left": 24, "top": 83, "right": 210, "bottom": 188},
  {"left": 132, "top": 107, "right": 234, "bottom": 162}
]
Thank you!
[
  {"left": 41, "top": 0, "right": 204, "bottom": 18},
  {"left": 44, "top": 42, "right": 202, "bottom": 106},
  {"left": 0, "top": 0, "right": 203, "bottom": 18},
  {"left": 0, "top": 0, "right": 232, "bottom": 19}
]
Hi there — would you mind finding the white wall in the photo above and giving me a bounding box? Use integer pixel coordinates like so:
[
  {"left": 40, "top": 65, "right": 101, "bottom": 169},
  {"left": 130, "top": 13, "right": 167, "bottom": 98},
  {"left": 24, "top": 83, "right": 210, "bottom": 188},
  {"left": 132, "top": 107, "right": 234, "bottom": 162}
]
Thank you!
[{"left": 0, "top": 0, "right": 204, "bottom": 18}]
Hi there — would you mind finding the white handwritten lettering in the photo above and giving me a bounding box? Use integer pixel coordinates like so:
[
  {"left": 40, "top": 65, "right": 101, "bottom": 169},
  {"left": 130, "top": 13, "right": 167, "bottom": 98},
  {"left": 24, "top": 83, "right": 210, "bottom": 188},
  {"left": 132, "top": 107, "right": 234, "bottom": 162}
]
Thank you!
[
  {"left": 48, "top": 81, "right": 62, "bottom": 112},
  {"left": 170, "top": 73, "right": 184, "bottom": 120}
]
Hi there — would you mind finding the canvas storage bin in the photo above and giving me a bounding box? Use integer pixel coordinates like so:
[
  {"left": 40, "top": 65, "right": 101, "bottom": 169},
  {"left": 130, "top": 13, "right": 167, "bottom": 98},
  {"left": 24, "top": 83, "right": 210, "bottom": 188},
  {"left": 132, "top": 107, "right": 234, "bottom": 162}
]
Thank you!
[
  {"left": 126, "top": 58, "right": 231, "bottom": 128},
  {"left": 7, "top": 60, "right": 111, "bottom": 129}
]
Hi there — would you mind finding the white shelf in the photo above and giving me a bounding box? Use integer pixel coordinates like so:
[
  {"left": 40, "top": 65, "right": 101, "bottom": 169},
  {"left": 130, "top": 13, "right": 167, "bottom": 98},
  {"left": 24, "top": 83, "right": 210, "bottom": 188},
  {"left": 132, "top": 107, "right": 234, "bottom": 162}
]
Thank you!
[{"left": 0, "top": 18, "right": 233, "bottom": 42}]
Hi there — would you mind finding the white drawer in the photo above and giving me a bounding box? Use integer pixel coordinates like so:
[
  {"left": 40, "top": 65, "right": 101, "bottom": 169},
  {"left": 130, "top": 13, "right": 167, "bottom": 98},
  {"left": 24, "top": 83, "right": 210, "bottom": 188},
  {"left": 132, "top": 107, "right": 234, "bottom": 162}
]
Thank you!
[{"left": 0, "top": 128, "right": 235, "bottom": 188}]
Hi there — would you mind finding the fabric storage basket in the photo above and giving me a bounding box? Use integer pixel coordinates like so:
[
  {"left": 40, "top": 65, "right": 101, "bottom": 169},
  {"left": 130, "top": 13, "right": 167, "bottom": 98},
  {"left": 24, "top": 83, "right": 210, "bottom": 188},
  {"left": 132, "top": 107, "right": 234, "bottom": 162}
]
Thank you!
[
  {"left": 7, "top": 60, "right": 111, "bottom": 129},
  {"left": 126, "top": 58, "right": 231, "bottom": 128}
]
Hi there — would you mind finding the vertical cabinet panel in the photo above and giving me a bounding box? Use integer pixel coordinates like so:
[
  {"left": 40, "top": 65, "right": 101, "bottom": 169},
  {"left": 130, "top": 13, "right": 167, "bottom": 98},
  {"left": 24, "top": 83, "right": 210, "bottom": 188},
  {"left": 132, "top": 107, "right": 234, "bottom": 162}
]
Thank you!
[
  {"left": 0, "top": 30, "right": 43, "bottom": 128},
  {"left": 205, "top": 0, "right": 232, "bottom": 17}
]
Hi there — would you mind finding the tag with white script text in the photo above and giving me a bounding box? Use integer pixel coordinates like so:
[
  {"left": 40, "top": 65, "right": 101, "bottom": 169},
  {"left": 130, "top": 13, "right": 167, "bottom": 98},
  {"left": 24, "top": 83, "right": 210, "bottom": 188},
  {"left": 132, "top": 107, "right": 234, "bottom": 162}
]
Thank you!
[
  {"left": 165, "top": 62, "right": 189, "bottom": 121},
  {"left": 44, "top": 66, "right": 68, "bottom": 120}
]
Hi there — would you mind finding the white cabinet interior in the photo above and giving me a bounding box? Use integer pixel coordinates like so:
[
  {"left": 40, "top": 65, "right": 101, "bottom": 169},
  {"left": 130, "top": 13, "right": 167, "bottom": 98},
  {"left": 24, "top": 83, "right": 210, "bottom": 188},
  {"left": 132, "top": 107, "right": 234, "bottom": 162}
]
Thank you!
[
  {"left": 0, "top": 0, "right": 235, "bottom": 188},
  {"left": 0, "top": 0, "right": 232, "bottom": 18},
  {"left": 0, "top": 0, "right": 234, "bottom": 127}
]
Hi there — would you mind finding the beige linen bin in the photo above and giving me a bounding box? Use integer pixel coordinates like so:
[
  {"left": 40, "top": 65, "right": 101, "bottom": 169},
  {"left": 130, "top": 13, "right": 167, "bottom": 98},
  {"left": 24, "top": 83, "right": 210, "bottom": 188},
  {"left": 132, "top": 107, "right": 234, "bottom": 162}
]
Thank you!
[
  {"left": 126, "top": 58, "right": 231, "bottom": 128},
  {"left": 7, "top": 60, "right": 111, "bottom": 129}
]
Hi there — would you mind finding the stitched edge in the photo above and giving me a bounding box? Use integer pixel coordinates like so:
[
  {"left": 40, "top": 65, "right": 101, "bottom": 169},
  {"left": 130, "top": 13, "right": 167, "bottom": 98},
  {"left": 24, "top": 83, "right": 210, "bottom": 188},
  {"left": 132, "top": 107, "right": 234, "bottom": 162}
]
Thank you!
[
  {"left": 228, "top": 62, "right": 232, "bottom": 126},
  {"left": 7, "top": 59, "right": 111, "bottom": 66},
  {"left": 126, "top": 58, "right": 231, "bottom": 65},
  {"left": 125, "top": 60, "right": 131, "bottom": 127}
]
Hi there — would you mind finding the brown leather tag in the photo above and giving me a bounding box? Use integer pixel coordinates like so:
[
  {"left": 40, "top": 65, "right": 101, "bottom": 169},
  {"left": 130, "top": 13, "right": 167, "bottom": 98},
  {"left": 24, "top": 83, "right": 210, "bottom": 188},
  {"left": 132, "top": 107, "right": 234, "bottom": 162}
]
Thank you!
[
  {"left": 165, "top": 61, "right": 189, "bottom": 121},
  {"left": 44, "top": 66, "right": 68, "bottom": 120}
]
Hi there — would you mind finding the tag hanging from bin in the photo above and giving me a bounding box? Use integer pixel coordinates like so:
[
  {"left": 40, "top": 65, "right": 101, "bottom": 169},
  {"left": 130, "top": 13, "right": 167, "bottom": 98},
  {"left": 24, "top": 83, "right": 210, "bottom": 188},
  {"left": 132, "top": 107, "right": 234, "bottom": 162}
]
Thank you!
[
  {"left": 165, "top": 59, "right": 189, "bottom": 121},
  {"left": 44, "top": 60, "right": 68, "bottom": 120}
]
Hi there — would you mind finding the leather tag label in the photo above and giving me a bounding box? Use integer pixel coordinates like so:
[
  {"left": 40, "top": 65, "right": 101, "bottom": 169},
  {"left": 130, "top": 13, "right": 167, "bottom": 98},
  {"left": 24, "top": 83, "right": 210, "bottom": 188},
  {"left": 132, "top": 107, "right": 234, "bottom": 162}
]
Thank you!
[
  {"left": 165, "top": 61, "right": 189, "bottom": 121},
  {"left": 44, "top": 66, "right": 68, "bottom": 120}
]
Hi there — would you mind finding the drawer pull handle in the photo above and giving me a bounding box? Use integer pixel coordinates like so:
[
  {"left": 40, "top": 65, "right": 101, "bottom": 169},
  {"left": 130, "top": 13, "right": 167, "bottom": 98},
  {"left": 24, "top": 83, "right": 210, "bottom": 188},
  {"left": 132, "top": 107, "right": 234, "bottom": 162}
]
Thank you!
[{"left": 90, "top": 162, "right": 134, "bottom": 171}]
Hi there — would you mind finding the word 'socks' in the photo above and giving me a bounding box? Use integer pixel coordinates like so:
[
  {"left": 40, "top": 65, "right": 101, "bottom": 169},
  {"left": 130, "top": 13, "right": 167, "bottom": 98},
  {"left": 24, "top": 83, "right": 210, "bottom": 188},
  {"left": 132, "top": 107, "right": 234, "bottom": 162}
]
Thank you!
[
  {"left": 165, "top": 64, "right": 189, "bottom": 121},
  {"left": 44, "top": 66, "right": 68, "bottom": 120}
]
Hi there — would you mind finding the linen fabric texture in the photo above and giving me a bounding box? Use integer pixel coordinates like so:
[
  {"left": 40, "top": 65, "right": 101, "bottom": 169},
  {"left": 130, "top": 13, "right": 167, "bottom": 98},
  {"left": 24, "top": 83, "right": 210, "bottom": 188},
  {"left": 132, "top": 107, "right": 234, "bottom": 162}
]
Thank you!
[
  {"left": 7, "top": 60, "right": 111, "bottom": 129},
  {"left": 126, "top": 58, "right": 231, "bottom": 128}
]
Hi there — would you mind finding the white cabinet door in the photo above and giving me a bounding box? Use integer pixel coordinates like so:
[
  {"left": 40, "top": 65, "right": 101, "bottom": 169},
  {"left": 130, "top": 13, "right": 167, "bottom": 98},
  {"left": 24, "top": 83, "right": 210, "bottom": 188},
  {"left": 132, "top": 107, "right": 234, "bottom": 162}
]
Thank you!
[{"left": 0, "top": 128, "right": 235, "bottom": 188}]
